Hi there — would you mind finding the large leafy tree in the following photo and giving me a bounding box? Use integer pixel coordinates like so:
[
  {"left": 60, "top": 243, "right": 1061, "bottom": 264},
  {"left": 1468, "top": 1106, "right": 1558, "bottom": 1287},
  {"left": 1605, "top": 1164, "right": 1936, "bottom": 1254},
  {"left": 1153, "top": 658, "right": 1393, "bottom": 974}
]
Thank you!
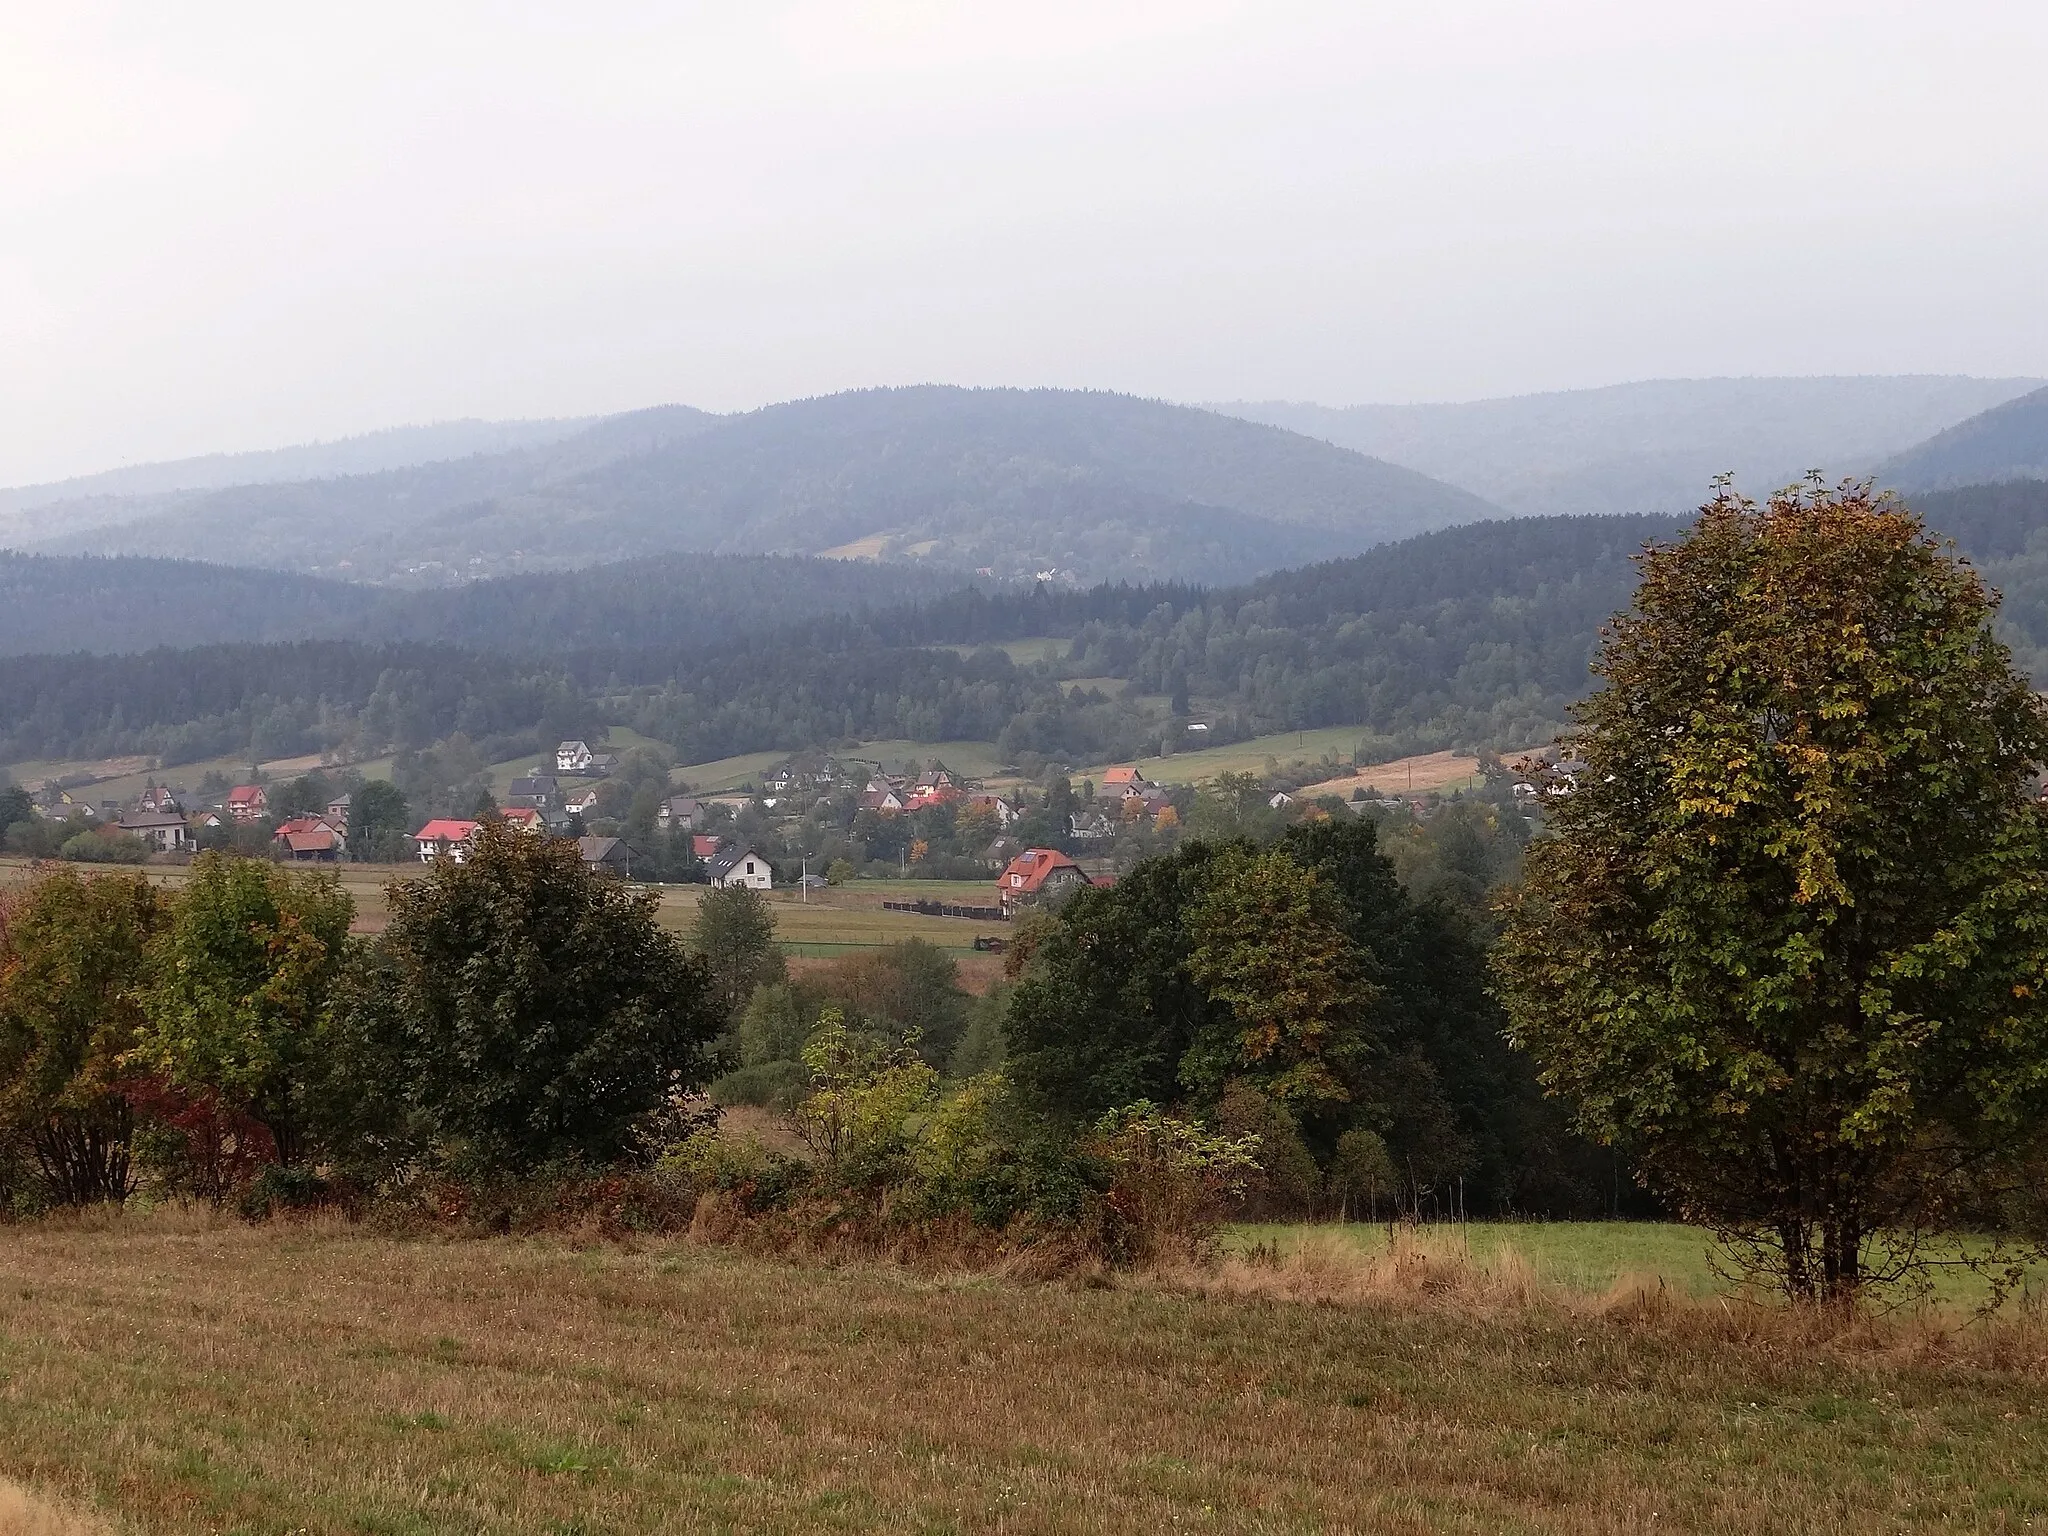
[
  {"left": 1496, "top": 481, "right": 2048, "bottom": 1301},
  {"left": 135, "top": 854, "right": 354, "bottom": 1167},
  {"left": 375, "top": 823, "right": 721, "bottom": 1170},
  {"left": 0, "top": 869, "right": 163, "bottom": 1204},
  {"left": 1184, "top": 847, "right": 1374, "bottom": 1113}
]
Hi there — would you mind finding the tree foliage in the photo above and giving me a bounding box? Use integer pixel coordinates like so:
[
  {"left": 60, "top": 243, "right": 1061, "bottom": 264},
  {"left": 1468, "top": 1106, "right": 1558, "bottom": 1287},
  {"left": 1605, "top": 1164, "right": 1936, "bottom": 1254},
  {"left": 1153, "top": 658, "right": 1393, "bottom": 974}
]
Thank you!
[
  {"left": 0, "top": 868, "right": 163, "bottom": 1205},
  {"left": 1495, "top": 482, "right": 2048, "bottom": 1300},
  {"left": 134, "top": 854, "right": 354, "bottom": 1167},
  {"left": 375, "top": 823, "right": 721, "bottom": 1170}
]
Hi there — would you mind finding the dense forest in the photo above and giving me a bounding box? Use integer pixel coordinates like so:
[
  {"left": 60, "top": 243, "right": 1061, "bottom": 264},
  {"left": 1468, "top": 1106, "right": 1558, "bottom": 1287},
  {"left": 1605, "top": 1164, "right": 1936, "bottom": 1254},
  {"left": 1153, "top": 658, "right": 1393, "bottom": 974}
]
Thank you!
[
  {"left": 2, "top": 484, "right": 2043, "bottom": 777},
  {"left": 0, "top": 550, "right": 980, "bottom": 657}
]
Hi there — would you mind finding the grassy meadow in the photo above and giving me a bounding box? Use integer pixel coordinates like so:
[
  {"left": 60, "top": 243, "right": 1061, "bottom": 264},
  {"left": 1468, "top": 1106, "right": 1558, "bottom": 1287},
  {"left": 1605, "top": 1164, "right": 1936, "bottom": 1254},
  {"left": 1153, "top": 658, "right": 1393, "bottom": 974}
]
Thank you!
[{"left": 0, "top": 1217, "right": 2043, "bottom": 1534}]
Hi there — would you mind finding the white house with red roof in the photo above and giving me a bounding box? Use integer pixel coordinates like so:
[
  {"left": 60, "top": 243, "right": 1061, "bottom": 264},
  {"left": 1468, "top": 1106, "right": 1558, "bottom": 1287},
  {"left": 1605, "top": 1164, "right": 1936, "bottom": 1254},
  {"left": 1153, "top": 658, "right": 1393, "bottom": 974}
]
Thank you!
[
  {"left": 226, "top": 784, "right": 268, "bottom": 822},
  {"left": 498, "top": 806, "right": 545, "bottom": 834},
  {"left": 413, "top": 818, "right": 481, "bottom": 863},
  {"left": 995, "top": 847, "right": 1091, "bottom": 914}
]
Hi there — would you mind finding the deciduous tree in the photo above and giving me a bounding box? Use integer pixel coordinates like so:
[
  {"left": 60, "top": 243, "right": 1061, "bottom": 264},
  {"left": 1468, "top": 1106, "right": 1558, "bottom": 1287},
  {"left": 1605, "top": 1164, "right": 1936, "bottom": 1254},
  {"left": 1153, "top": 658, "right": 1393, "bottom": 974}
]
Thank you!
[
  {"left": 1496, "top": 481, "right": 2048, "bottom": 1302},
  {"left": 0, "top": 869, "right": 163, "bottom": 1204}
]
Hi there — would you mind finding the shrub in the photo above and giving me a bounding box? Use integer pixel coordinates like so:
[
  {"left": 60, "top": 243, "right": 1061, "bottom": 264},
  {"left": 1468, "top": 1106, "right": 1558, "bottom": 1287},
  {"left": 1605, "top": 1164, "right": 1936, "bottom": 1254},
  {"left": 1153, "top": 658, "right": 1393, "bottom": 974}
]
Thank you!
[
  {"left": 708, "top": 1060, "right": 809, "bottom": 1110},
  {"left": 1086, "top": 1101, "right": 1261, "bottom": 1264}
]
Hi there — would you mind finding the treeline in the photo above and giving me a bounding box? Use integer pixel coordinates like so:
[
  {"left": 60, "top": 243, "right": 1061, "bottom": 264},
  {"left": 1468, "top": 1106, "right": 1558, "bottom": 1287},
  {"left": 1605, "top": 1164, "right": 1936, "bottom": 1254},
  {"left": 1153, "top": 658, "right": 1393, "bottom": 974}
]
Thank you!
[
  {"left": 5, "top": 490, "right": 2042, "bottom": 773},
  {"left": 0, "top": 817, "right": 1623, "bottom": 1240},
  {"left": 0, "top": 550, "right": 978, "bottom": 658}
]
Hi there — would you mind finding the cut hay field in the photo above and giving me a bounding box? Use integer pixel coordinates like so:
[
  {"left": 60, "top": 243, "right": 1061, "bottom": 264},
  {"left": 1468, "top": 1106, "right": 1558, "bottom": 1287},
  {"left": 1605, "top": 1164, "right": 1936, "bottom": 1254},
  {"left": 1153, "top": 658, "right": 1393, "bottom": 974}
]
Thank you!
[
  {"left": 0, "top": 861, "right": 1006, "bottom": 956},
  {"left": 1079, "top": 733, "right": 1470, "bottom": 789},
  {"left": 0, "top": 1219, "right": 2042, "bottom": 1534}
]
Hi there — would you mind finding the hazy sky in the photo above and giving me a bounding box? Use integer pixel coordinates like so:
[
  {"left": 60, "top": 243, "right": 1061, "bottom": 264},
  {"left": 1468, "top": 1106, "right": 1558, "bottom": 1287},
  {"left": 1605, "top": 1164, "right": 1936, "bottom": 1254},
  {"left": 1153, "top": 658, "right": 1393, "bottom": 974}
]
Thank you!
[{"left": 5, "top": 1, "right": 2046, "bottom": 484}]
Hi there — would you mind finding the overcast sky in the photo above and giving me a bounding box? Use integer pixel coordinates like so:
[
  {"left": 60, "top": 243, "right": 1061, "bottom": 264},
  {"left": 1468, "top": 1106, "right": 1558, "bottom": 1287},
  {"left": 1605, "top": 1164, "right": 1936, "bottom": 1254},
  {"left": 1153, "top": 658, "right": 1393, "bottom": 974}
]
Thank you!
[{"left": 4, "top": 1, "right": 2046, "bottom": 484}]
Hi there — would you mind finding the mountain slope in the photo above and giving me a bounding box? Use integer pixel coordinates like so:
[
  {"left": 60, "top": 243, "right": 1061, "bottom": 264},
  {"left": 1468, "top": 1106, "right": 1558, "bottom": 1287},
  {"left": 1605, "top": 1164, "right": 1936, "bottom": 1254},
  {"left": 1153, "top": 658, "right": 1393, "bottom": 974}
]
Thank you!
[
  {"left": 36, "top": 388, "right": 1500, "bottom": 586},
  {"left": 1877, "top": 385, "right": 2048, "bottom": 490},
  {"left": 1215, "top": 376, "right": 2042, "bottom": 518},
  {"left": 0, "top": 549, "right": 980, "bottom": 658},
  {"left": 0, "top": 416, "right": 604, "bottom": 524},
  {"left": 31, "top": 405, "right": 719, "bottom": 578}
]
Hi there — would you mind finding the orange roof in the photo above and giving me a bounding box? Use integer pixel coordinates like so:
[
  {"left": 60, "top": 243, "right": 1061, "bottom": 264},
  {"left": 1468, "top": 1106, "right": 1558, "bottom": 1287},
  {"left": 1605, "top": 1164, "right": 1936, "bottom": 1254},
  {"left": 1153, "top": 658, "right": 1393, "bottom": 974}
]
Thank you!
[
  {"left": 997, "top": 847, "right": 1088, "bottom": 895},
  {"left": 279, "top": 827, "right": 338, "bottom": 853},
  {"left": 1101, "top": 766, "right": 1143, "bottom": 785},
  {"left": 414, "top": 819, "right": 479, "bottom": 842},
  {"left": 227, "top": 784, "right": 266, "bottom": 805},
  {"left": 272, "top": 816, "right": 335, "bottom": 837},
  {"left": 499, "top": 806, "right": 543, "bottom": 830}
]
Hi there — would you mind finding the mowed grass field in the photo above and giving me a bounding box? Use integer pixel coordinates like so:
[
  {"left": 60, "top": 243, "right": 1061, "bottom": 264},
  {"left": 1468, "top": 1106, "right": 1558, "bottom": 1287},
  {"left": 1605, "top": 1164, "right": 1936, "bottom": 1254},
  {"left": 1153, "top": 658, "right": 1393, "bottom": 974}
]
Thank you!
[
  {"left": 1076, "top": 728, "right": 1398, "bottom": 786},
  {"left": 1227, "top": 1221, "right": 2048, "bottom": 1312},
  {"left": 0, "top": 860, "right": 1006, "bottom": 960},
  {"left": 0, "top": 1219, "right": 2043, "bottom": 1534}
]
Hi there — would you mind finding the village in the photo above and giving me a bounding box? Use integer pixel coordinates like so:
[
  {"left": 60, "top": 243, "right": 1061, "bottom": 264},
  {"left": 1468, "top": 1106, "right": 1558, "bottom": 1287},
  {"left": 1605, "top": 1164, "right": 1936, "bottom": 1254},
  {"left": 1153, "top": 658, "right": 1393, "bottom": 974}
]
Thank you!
[{"left": 0, "top": 736, "right": 1532, "bottom": 929}]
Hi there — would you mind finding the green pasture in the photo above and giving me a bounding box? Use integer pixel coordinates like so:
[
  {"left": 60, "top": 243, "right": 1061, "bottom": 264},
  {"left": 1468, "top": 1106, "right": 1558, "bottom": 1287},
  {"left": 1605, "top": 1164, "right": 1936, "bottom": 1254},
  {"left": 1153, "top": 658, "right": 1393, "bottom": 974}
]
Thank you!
[
  {"left": 1078, "top": 725, "right": 1375, "bottom": 786},
  {"left": 1227, "top": 1220, "right": 2048, "bottom": 1311}
]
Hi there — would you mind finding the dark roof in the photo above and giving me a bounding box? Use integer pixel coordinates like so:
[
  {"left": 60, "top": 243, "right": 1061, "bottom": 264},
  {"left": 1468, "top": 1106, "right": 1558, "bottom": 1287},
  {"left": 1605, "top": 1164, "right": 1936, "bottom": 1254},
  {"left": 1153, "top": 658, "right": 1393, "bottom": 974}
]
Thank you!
[
  {"left": 576, "top": 835, "right": 632, "bottom": 867},
  {"left": 708, "top": 844, "right": 765, "bottom": 879}
]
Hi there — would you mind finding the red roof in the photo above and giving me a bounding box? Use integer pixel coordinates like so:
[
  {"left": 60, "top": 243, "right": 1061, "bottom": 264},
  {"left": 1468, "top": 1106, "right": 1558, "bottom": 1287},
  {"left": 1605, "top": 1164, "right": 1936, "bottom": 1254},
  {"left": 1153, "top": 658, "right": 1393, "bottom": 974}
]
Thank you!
[
  {"left": 278, "top": 827, "right": 338, "bottom": 854},
  {"left": 272, "top": 816, "right": 336, "bottom": 838},
  {"left": 414, "top": 819, "right": 480, "bottom": 843},
  {"left": 227, "top": 784, "right": 266, "bottom": 805},
  {"left": 692, "top": 834, "right": 722, "bottom": 859},
  {"left": 499, "top": 806, "right": 543, "bottom": 830},
  {"left": 997, "top": 847, "right": 1088, "bottom": 896},
  {"left": 1101, "top": 766, "right": 1143, "bottom": 785}
]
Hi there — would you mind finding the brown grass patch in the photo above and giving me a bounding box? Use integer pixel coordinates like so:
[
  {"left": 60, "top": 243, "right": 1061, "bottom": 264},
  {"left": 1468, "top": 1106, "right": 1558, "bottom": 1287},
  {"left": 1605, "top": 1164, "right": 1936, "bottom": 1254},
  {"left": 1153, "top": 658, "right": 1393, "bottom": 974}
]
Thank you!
[
  {"left": 0, "top": 1215, "right": 2044, "bottom": 1531},
  {"left": 0, "top": 1478, "right": 109, "bottom": 1536}
]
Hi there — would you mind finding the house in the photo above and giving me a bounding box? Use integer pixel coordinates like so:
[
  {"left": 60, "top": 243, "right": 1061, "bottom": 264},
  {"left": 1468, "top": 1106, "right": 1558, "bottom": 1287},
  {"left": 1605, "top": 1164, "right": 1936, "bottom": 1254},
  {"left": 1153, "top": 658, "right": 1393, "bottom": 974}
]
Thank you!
[
  {"left": 657, "top": 796, "right": 705, "bottom": 832},
  {"left": 983, "top": 835, "right": 1022, "bottom": 870},
  {"left": 584, "top": 753, "right": 619, "bottom": 779},
  {"left": 1068, "top": 809, "right": 1114, "bottom": 842},
  {"left": 1097, "top": 766, "right": 1148, "bottom": 801},
  {"left": 691, "top": 833, "right": 723, "bottom": 862},
  {"left": 858, "top": 788, "right": 906, "bottom": 814},
  {"left": 324, "top": 793, "right": 351, "bottom": 830},
  {"left": 576, "top": 835, "right": 636, "bottom": 875},
  {"left": 118, "top": 810, "right": 190, "bottom": 854},
  {"left": 555, "top": 741, "right": 593, "bottom": 773},
  {"left": 564, "top": 789, "right": 602, "bottom": 817},
  {"left": 963, "top": 794, "right": 1018, "bottom": 826},
  {"left": 1268, "top": 791, "right": 1294, "bottom": 810},
  {"left": 136, "top": 784, "right": 181, "bottom": 814},
  {"left": 413, "top": 818, "right": 480, "bottom": 862},
  {"left": 271, "top": 816, "right": 340, "bottom": 862},
  {"left": 226, "top": 784, "right": 267, "bottom": 822},
  {"left": 708, "top": 843, "right": 774, "bottom": 890},
  {"left": 507, "top": 774, "right": 559, "bottom": 809},
  {"left": 498, "top": 806, "right": 545, "bottom": 834},
  {"left": 997, "top": 848, "right": 1091, "bottom": 914}
]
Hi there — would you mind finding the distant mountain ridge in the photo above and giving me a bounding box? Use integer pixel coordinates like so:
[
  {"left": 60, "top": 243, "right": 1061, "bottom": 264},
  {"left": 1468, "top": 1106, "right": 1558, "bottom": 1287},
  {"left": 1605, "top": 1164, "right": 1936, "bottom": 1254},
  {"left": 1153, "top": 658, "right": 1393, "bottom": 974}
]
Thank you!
[
  {"left": 1877, "top": 384, "right": 2048, "bottom": 490},
  {"left": 0, "top": 415, "right": 602, "bottom": 519},
  {"left": 1213, "top": 376, "right": 2042, "bottom": 518},
  {"left": 27, "top": 387, "right": 1499, "bottom": 586}
]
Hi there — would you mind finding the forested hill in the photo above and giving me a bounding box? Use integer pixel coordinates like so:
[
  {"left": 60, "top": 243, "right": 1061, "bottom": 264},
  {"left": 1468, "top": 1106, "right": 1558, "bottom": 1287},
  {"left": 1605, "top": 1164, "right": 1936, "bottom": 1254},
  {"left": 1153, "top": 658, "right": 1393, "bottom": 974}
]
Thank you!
[
  {"left": 29, "top": 388, "right": 1499, "bottom": 587},
  {"left": 1879, "top": 384, "right": 2048, "bottom": 490},
  {"left": 0, "top": 514, "right": 1679, "bottom": 771},
  {"left": 6, "top": 486, "right": 2043, "bottom": 778},
  {"left": 0, "top": 550, "right": 983, "bottom": 658}
]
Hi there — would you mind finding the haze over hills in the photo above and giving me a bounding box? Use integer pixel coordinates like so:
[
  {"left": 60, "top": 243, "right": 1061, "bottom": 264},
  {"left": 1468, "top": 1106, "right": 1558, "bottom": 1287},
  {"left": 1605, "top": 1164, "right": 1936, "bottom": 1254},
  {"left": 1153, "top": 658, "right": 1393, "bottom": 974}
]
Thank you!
[
  {"left": 0, "top": 416, "right": 602, "bottom": 523},
  {"left": 1876, "top": 384, "right": 2048, "bottom": 491},
  {"left": 1213, "top": 376, "right": 2043, "bottom": 518},
  {"left": 21, "top": 388, "right": 1499, "bottom": 587}
]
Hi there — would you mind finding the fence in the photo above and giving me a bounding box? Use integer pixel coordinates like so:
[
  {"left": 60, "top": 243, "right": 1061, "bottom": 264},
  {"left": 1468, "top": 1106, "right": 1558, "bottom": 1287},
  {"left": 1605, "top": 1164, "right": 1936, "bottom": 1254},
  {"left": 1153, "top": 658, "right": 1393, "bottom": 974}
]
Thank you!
[{"left": 881, "top": 898, "right": 1007, "bottom": 921}]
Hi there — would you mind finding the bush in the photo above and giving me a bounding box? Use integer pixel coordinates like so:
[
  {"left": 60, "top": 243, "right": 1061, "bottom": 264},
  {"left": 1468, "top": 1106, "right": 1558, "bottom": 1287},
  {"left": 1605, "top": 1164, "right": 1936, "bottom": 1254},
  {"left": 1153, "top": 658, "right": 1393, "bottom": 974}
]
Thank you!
[
  {"left": 60, "top": 828, "right": 148, "bottom": 863},
  {"left": 709, "top": 1060, "right": 809, "bottom": 1110}
]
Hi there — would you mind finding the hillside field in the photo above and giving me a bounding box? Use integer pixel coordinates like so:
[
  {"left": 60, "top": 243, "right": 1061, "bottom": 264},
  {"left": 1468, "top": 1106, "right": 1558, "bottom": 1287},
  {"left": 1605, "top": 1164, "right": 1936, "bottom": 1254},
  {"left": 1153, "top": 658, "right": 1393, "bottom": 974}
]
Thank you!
[{"left": 0, "top": 1219, "right": 2041, "bottom": 1533}]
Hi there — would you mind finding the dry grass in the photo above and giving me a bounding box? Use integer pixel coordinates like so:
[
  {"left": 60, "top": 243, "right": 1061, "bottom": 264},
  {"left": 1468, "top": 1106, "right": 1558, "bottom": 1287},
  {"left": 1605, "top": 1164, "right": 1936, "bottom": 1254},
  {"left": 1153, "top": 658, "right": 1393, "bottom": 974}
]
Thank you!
[
  {"left": 0, "top": 1480, "right": 108, "bottom": 1536},
  {"left": 0, "top": 1216, "right": 2044, "bottom": 1532}
]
